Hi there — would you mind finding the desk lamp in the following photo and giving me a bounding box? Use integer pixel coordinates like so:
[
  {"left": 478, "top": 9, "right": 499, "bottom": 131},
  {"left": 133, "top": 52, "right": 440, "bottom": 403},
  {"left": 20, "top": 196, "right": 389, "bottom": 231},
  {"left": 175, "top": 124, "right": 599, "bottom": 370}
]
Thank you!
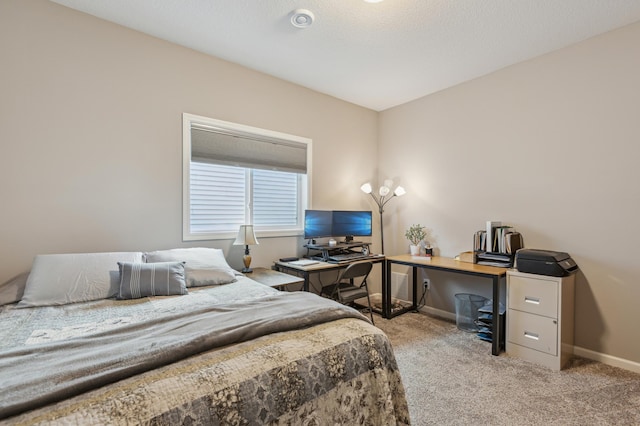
[
  {"left": 361, "top": 180, "right": 406, "bottom": 254},
  {"left": 233, "top": 225, "right": 259, "bottom": 273}
]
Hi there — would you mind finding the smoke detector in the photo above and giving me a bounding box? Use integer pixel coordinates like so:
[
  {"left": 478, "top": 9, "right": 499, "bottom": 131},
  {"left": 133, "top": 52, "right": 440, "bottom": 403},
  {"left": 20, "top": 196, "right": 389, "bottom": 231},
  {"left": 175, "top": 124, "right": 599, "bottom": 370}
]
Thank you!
[{"left": 290, "top": 9, "right": 314, "bottom": 28}]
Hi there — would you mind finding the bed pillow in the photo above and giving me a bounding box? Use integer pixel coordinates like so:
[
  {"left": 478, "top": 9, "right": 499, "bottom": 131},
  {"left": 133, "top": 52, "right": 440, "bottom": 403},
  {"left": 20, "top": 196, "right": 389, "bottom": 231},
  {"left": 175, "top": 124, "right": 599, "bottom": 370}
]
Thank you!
[
  {"left": 0, "top": 272, "right": 28, "bottom": 306},
  {"left": 18, "top": 251, "right": 144, "bottom": 307},
  {"left": 185, "top": 268, "right": 238, "bottom": 287},
  {"left": 117, "top": 261, "right": 187, "bottom": 299},
  {"left": 143, "top": 247, "right": 238, "bottom": 287}
]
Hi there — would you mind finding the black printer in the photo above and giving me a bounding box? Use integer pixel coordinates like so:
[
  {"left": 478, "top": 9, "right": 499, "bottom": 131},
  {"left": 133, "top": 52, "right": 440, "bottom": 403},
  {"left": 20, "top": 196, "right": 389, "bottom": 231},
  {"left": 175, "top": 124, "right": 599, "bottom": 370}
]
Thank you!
[{"left": 515, "top": 249, "right": 578, "bottom": 277}]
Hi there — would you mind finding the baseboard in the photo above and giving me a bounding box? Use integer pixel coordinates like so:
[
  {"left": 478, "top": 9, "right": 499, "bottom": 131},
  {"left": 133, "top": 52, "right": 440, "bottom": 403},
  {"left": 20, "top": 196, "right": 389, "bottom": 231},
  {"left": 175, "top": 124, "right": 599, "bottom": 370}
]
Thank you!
[
  {"left": 417, "top": 305, "right": 456, "bottom": 322},
  {"left": 573, "top": 346, "right": 640, "bottom": 374}
]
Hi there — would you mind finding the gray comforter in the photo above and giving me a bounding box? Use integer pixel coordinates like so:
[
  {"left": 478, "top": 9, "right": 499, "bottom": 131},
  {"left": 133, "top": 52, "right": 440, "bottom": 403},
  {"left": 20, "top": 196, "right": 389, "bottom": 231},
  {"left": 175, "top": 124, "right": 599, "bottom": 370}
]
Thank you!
[{"left": 0, "top": 291, "right": 366, "bottom": 420}]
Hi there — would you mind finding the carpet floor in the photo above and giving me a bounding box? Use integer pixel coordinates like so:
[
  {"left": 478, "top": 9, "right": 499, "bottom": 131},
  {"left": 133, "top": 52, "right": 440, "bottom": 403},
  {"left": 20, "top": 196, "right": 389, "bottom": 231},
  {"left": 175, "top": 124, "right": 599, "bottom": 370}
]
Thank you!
[{"left": 374, "top": 311, "right": 640, "bottom": 425}]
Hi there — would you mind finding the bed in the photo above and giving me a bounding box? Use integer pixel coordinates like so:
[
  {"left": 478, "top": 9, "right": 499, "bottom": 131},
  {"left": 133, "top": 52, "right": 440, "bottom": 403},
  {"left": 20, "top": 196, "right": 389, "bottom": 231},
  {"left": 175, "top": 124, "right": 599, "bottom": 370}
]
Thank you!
[{"left": 0, "top": 248, "right": 410, "bottom": 425}]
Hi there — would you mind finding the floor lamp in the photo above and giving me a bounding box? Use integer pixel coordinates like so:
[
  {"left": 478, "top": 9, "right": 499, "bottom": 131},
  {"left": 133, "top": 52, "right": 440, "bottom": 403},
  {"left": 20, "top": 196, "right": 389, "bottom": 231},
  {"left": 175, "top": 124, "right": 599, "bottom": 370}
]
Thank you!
[{"left": 361, "top": 180, "right": 406, "bottom": 254}]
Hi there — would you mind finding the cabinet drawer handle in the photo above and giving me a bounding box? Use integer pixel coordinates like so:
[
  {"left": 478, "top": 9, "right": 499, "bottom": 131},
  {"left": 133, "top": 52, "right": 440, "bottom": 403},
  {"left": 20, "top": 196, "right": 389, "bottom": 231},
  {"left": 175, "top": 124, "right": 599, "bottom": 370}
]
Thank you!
[
  {"left": 524, "top": 297, "right": 540, "bottom": 305},
  {"left": 524, "top": 331, "right": 539, "bottom": 340}
]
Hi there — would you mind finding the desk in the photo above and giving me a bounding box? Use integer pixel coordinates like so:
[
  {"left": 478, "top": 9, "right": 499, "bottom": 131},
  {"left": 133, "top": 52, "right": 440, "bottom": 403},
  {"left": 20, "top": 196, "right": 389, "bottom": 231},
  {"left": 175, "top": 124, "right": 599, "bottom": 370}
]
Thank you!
[
  {"left": 385, "top": 255, "right": 508, "bottom": 356},
  {"left": 248, "top": 267, "right": 304, "bottom": 290},
  {"left": 274, "top": 255, "right": 385, "bottom": 292}
]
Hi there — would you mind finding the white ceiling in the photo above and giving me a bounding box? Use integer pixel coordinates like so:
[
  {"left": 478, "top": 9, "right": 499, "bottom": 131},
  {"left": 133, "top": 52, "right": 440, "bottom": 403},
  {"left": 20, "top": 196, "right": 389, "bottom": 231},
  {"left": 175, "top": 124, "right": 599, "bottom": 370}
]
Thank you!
[{"left": 51, "top": 0, "right": 640, "bottom": 111}]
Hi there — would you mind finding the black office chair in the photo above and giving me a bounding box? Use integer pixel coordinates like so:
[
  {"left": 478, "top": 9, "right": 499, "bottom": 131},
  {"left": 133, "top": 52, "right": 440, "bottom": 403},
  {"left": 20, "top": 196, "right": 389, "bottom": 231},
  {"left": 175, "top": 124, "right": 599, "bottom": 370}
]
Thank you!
[{"left": 321, "top": 262, "right": 375, "bottom": 324}]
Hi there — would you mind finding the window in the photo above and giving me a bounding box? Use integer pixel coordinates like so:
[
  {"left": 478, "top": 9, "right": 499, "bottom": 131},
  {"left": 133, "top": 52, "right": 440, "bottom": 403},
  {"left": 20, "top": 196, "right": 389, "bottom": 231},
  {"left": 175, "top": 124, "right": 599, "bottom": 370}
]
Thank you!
[{"left": 183, "top": 113, "right": 311, "bottom": 241}]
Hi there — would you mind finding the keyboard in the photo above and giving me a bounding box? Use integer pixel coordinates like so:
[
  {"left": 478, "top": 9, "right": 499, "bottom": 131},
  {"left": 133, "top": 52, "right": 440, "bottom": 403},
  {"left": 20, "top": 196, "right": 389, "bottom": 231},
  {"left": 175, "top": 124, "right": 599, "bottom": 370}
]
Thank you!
[{"left": 327, "top": 252, "right": 368, "bottom": 262}]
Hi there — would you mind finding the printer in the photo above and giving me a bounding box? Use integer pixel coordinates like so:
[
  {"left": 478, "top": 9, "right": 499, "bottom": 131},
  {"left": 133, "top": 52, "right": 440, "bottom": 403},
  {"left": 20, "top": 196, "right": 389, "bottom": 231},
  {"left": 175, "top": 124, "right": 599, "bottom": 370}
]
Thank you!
[{"left": 515, "top": 249, "right": 578, "bottom": 277}]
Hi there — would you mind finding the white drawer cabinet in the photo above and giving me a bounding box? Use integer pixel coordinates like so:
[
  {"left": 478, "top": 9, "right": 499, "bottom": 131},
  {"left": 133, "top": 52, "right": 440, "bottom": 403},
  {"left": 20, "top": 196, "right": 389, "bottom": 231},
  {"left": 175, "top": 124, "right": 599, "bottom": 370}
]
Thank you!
[{"left": 506, "top": 270, "right": 575, "bottom": 370}]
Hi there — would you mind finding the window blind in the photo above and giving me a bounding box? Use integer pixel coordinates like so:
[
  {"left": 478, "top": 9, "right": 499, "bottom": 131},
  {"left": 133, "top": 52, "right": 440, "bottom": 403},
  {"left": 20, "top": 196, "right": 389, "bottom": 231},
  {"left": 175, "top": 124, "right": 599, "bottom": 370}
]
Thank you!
[
  {"left": 191, "top": 126, "right": 307, "bottom": 174},
  {"left": 189, "top": 163, "right": 246, "bottom": 234},
  {"left": 189, "top": 163, "right": 300, "bottom": 234},
  {"left": 252, "top": 169, "right": 299, "bottom": 228}
]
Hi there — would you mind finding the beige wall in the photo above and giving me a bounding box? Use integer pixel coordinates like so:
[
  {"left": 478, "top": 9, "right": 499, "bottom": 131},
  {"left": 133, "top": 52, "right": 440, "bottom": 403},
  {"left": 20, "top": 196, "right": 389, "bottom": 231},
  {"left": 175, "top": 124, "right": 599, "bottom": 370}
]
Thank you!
[
  {"left": 379, "top": 22, "right": 640, "bottom": 364},
  {"left": 0, "top": 1, "right": 378, "bottom": 281}
]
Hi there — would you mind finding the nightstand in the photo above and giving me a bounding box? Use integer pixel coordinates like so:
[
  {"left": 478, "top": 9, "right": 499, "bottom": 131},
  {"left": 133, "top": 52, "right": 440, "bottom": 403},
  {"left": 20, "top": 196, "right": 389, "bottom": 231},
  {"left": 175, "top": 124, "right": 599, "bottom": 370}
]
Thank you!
[{"left": 246, "top": 267, "right": 304, "bottom": 290}]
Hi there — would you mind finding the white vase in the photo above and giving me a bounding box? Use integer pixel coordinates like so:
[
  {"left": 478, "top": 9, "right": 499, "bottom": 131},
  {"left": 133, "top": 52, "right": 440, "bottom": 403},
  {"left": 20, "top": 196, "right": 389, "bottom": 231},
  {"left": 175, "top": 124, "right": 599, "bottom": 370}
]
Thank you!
[{"left": 409, "top": 244, "right": 420, "bottom": 255}]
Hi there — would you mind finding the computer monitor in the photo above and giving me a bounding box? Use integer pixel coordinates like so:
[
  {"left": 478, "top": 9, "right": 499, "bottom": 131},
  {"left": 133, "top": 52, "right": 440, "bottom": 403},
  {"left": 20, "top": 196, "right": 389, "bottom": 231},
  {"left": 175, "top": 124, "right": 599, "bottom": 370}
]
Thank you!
[
  {"left": 331, "top": 210, "right": 372, "bottom": 239},
  {"left": 303, "top": 209, "right": 372, "bottom": 240},
  {"left": 303, "top": 210, "right": 333, "bottom": 239}
]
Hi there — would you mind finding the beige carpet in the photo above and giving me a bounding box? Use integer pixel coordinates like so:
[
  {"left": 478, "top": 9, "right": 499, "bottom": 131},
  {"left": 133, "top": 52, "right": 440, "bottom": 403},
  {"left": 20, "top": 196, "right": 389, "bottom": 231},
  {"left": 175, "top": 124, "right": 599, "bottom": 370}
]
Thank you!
[{"left": 374, "top": 311, "right": 640, "bottom": 425}]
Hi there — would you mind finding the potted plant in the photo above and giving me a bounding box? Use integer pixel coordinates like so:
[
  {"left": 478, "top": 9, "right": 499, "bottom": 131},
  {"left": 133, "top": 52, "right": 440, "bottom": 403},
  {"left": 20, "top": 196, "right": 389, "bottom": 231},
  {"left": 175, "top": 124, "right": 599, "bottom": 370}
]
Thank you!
[{"left": 405, "top": 224, "right": 427, "bottom": 255}]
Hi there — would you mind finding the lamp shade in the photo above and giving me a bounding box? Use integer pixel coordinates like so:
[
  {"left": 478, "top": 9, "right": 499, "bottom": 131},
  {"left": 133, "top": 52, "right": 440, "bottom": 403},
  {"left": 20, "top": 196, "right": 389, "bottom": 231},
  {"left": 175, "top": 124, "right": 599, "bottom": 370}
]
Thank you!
[
  {"left": 394, "top": 186, "right": 406, "bottom": 197},
  {"left": 233, "top": 225, "right": 259, "bottom": 246},
  {"left": 360, "top": 182, "right": 373, "bottom": 194}
]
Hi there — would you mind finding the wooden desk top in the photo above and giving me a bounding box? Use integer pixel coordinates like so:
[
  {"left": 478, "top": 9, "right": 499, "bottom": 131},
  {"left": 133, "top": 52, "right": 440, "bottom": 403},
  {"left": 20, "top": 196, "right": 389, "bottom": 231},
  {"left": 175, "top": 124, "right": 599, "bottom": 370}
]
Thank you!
[{"left": 385, "top": 255, "right": 508, "bottom": 276}]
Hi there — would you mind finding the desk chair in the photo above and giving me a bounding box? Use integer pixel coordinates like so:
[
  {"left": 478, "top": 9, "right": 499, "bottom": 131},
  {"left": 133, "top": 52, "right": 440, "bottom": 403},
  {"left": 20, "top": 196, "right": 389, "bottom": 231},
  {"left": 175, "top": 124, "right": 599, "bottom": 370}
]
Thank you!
[{"left": 321, "top": 262, "right": 374, "bottom": 324}]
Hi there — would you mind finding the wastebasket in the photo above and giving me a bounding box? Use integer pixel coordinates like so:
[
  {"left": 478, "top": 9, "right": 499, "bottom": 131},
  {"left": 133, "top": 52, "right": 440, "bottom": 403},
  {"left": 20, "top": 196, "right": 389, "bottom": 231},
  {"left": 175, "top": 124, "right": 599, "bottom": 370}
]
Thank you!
[{"left": 454, "top": 293, "right": 488, "bottom": 332}]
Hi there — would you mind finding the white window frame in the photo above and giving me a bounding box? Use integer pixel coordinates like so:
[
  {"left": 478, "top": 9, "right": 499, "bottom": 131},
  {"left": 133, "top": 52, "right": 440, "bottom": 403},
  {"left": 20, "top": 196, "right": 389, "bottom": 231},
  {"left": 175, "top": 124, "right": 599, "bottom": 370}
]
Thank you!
[{"left": 182, "top": 113, "right": 312, "bottom": 241}]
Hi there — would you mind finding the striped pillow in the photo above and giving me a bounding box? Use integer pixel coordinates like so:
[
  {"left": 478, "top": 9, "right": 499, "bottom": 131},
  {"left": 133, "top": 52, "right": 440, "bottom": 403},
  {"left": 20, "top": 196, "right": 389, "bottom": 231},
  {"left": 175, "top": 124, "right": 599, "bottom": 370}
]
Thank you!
[{"left": 117, "top": 262, "right": 187, "bottom": 299}]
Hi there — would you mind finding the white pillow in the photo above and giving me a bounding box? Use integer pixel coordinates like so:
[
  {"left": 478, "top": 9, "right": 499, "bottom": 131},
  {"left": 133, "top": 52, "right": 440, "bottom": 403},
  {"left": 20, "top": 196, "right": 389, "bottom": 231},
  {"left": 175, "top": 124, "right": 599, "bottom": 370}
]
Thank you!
[
  {"left": 0, "top": 272, "right": 28, "bottom": 306},
  {"left": 143, "top": 248, "right": 238, "bottom": 287},
  {"left": 18, "top": 252, "right": 144, "bottom": 307}
]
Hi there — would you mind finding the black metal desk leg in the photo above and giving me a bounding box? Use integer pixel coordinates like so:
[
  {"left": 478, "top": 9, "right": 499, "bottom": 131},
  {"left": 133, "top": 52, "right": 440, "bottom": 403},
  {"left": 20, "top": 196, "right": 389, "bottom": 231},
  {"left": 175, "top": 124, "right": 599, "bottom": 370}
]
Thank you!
[
  {"left": 492, "top": 276, "right": 501, "bottom": 356},
  {"left": 383, "top": 260, "right": 391, "bottom": 318},
  {"left": 412, "top": 267, "right": 418, "bottom": 311}
]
